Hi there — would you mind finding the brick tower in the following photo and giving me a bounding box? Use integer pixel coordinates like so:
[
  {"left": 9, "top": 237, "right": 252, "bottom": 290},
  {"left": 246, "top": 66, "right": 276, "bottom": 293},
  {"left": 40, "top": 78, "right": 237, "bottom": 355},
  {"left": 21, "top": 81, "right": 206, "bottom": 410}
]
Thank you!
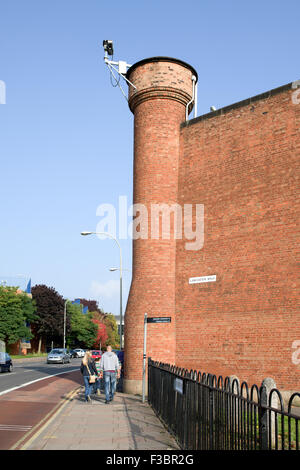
[{"left": 124, "top": 57, "right": 197, "bottom": 394}]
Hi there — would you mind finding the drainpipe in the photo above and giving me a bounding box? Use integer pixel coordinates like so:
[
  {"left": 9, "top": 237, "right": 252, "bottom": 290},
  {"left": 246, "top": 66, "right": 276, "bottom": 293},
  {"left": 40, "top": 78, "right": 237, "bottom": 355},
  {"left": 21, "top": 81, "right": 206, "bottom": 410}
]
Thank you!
[{"left": 186, "top": 75, "right": 197, "bottom": 121}]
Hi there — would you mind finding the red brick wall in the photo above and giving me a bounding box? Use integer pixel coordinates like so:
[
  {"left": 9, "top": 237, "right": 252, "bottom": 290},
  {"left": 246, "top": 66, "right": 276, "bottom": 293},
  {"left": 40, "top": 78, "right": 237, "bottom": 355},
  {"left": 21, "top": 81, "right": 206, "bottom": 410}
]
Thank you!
[
  {"left": 176, "top": 84, "right": 300, "bottom": 390},
  {"left": 124, "top": 59, "right": 195, "bottom": 392}
]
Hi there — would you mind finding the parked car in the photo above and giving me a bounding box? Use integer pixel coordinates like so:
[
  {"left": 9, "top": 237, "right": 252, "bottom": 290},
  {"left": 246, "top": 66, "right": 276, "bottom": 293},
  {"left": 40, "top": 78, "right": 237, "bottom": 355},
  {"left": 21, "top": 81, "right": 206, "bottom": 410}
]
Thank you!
[
  {"left": 91, "top": 350, "right": 102, "bottom": 360},
  {"left": 68, "top": 349, "right": 77, "bottom": 358},
  {"left": 0, "top": 353, "right": 13, "bottom": 373},
  {"left": 47, "top": 349, "right": 70, "bottom": 364},
  {"left": 61, "top": 348, "right": 73, "bottom": 359},
  {"left": 73, "top": 348, "right": 85, "bottom": 358}
]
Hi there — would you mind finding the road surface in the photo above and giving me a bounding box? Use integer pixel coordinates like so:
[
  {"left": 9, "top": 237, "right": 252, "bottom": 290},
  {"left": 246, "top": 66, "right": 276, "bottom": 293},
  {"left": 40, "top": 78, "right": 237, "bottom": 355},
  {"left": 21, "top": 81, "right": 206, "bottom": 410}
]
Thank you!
[{"left": 0, "top": 357, "right": 82, "bottom": 449}]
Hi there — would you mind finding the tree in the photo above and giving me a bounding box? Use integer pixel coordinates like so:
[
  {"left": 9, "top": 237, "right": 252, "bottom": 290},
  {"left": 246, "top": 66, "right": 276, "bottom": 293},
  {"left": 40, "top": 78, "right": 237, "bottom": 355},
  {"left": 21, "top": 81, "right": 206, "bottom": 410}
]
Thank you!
[
  {"left": 31, "top": 284, "right": 69, "bottom": 351},
  {"left": 0, "top": 286, "right": 35, "bottom": 346},
  {"left": 20, "top": 293, "right": 38, "bottom": 325},
  {"left": 90, "top": 309, "right": 106, "bottom": 323},
  {"left": 67, "top": 302, "right": 97, "bottom": 349},
  {"left": 104, "top": 313, "right": 120, "bottom": 349},
  {"left": 91, "top": 315, "right": 108, "bottom": 349},
  {"left": 78, "top": 298, "right": 104, "bottom": 315}
]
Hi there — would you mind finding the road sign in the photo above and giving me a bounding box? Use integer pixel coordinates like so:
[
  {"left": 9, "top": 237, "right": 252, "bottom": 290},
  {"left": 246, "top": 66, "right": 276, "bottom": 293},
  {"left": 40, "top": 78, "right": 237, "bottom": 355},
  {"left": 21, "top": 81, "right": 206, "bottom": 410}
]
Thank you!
[
  {"left": 174, "top": 377, "right": 184, "bottom": 395},
  {"left": 189, "top": 275, "right": 216, "bottom": 284},
  {"left": 147, "top": 317, "right": 171, "bottom": 323}
]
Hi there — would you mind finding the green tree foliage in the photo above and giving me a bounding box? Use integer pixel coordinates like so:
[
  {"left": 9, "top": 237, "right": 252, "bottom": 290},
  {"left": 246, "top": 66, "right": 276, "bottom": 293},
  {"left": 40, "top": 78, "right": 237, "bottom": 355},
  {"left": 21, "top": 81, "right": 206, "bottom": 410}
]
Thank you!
[
  {"left": 67, "top": 302, "right": 97, "bottom": 349},
  {"left": 20, "top": 293, "right": 38, "bottom": 324},
  {"left": 1, "top": 281, "right": 120, "bottom": 352},
  {"left": 0, "top": 286, "right": 35, "bottom": 345},
  {"left": 104, "top": 313, "right": 120, "bottom": 349}
]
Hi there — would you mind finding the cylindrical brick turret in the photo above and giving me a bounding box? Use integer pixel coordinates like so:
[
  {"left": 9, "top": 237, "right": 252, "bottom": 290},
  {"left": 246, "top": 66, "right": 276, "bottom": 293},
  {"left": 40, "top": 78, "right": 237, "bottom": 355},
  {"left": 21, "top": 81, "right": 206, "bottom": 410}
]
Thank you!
[{"left": 124, "top": 57, "right": 197, "bottom": 395}]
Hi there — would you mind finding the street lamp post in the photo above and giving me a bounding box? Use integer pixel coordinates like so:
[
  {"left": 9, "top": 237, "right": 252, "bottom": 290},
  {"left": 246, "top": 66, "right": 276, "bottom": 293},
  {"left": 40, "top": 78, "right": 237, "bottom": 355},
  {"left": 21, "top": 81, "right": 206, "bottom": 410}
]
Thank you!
[
  {"left": 63, "top": 299, "right": 68, "bottom": 350},
  {"left": 81, "top": 231, "right": 123, "bottom": 350},
  {"left": 109, "top": 268, "right": 131, "bottom": 348}
]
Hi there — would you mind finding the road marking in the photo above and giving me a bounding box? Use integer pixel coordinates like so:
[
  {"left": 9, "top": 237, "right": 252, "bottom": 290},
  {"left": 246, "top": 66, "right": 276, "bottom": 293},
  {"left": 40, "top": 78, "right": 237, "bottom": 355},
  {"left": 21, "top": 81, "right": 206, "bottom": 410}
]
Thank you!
[
  {"left": 0, "top": 368, "right": 79, "bottom": 397},
  {"left": 10, "top": 387, "right": 80, "bottom": 450},
  {"left": 0, "top": 424, "right": 32, "bottom": 431}
]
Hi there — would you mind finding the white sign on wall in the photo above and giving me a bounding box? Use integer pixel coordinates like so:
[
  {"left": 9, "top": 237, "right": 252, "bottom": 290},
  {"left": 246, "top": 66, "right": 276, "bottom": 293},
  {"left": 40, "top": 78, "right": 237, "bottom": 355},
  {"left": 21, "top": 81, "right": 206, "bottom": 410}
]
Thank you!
[{"left": 189, "top": 275, "right": 216, "bottom": 284}]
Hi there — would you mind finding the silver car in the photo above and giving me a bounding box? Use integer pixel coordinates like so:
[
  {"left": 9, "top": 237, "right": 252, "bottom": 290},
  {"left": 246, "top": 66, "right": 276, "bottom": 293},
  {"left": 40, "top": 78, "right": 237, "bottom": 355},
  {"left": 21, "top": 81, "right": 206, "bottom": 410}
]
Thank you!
[
  {"left": 47, "top": 348, "right": 70, "bottom": 364},
  {"left": 73, "top": 348, "right": 85, "bottom": 358}
]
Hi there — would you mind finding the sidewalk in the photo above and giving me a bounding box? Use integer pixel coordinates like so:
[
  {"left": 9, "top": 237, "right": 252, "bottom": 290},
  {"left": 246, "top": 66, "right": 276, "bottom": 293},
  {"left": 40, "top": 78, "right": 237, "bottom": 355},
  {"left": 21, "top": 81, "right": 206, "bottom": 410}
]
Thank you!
[{"left": 21, "top": 386, "right": 180, "bottom": 450}]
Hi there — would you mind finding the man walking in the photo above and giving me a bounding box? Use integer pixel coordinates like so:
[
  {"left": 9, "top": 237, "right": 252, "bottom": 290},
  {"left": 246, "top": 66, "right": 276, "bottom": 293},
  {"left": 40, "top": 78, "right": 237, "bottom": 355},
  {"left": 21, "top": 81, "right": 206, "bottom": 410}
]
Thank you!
[{"left": 100, "top": 346, "right": 120, "bottom": 404}]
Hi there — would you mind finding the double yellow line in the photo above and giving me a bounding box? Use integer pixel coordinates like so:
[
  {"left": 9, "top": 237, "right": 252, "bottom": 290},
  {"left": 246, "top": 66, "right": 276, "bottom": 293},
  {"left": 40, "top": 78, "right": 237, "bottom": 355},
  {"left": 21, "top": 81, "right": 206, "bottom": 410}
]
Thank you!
[{"left": 10, "top": 386, "right": 81, "bottom": 450}]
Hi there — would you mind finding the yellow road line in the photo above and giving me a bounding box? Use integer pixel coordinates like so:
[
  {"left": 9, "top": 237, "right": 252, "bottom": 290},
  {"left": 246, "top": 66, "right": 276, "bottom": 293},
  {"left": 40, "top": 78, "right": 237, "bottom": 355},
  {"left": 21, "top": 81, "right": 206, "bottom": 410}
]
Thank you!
[{"left": 10, "top": 386, "right": 80, "bottom": 450}]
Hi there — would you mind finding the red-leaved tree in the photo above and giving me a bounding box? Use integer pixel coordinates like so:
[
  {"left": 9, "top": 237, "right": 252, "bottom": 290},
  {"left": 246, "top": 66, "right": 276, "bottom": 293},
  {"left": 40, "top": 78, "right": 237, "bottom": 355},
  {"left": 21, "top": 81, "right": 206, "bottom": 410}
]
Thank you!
[{"left": 91, "top": 318, "right": 108, "bottom": 350}]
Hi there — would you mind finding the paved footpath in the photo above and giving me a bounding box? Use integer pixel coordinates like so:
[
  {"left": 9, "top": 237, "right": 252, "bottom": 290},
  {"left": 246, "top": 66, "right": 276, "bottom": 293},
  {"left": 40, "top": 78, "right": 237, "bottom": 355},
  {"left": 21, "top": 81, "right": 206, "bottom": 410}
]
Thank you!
[{"left": 21, "top": 387, "right": 180, "bottom": 450}]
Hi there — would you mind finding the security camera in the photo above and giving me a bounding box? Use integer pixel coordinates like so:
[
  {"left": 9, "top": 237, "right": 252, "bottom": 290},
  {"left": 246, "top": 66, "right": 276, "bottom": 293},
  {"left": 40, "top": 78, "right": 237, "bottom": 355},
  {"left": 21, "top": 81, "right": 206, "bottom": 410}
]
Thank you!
[
  {"left": 103, "top": 40, "right": 114, "bottom": 56},
  {"left": 210, "top": 106, "right": 217, "bottom": 112}
]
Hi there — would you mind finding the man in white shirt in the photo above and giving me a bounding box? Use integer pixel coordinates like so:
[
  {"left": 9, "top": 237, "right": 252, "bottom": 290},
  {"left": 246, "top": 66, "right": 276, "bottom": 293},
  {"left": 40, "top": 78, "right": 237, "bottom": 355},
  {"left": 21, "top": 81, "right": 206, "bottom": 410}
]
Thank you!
[{"left": 100, "top": 345, "right": 120, "bottom": 404}]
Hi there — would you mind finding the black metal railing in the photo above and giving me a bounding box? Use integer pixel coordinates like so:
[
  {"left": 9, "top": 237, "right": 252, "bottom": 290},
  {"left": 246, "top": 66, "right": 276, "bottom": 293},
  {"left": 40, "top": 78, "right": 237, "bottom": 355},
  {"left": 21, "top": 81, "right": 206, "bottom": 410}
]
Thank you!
[{"left": 148, "top": 359, "right": 300, "bottom": 450}]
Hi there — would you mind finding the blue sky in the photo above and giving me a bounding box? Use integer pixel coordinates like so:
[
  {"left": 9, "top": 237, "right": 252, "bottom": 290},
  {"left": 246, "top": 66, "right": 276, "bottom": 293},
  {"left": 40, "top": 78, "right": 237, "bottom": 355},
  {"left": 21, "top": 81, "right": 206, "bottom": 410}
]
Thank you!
[{"left": 0, "top": 0, "right": 299, "bottom": 316}]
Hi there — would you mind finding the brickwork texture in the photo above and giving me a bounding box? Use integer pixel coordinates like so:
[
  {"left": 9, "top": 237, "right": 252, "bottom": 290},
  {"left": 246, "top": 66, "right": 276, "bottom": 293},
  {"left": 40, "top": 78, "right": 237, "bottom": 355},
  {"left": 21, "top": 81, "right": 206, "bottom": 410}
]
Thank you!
[{"left": 124, "top": 56, "right": 300, "bottom": 394}]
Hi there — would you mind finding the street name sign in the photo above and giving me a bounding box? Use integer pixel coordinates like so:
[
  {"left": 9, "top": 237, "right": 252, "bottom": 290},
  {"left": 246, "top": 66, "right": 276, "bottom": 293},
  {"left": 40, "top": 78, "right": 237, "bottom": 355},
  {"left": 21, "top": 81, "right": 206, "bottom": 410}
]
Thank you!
[
  {"left": 147, "top": 317, "right": 171, "bottom": 323},
  {"left": 189, "top": 275, "right": 216, "bottom": 284}
]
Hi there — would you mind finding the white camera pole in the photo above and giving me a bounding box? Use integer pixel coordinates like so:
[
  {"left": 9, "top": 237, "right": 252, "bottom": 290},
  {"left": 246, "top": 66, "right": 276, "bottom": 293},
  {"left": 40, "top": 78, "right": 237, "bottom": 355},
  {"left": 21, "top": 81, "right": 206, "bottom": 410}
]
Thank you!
[{"left": 104, "top": 55, "right": 137, "bottom": 102}]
